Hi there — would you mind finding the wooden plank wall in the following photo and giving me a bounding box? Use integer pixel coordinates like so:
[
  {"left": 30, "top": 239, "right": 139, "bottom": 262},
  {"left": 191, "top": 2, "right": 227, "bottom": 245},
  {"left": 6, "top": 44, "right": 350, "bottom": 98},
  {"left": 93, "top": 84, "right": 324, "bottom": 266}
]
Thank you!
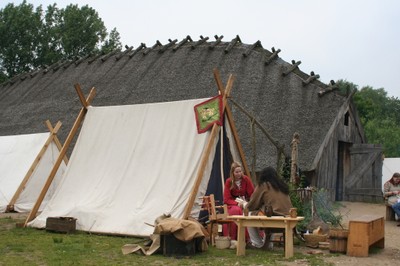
[{"left": 310, "top": 107, "right": 382, "bottom": 203}]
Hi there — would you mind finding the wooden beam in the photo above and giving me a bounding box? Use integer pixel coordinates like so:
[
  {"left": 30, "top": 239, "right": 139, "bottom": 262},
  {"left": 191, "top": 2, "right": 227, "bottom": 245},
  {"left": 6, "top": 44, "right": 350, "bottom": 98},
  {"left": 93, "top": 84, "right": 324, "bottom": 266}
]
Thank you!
[
  {"left": 229, "top": 98, "right": 287, "bottom": 157},
  {"left": 24, "top": 85, "right": 96, "bottom": 226},
  {"left": 213, "top": 68, "right": 249, "bottom": 175},
  {"left": 6, "top": 122, "right": 62, "bottom": 212},
  {"left": 224, "top": 104, "right": 250, "bottom": 177},
  {"left": 76, "top": 84, "right": 90, "bottom": 108},
  {"left": 182, "top": 123, "right": 220, "bottom": 219},
  {"left": 290, "top": 132, "right": 300, "bottom": 184},
  {"left": 213, "top": 68, "right": 225, "bottom": 94},
  {"left": 45, "top": 120, "right": 69, "bottom": 165},
  {"left": 182, "top": 70, "right": 234, "bottom": 219}
]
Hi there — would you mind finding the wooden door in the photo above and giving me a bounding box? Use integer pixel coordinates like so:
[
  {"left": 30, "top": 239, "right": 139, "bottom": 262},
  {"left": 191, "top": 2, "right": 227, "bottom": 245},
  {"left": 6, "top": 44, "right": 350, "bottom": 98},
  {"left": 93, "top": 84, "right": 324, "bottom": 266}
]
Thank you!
[{"left": 343, "top": 144, "right": 383, "bottom": 202}]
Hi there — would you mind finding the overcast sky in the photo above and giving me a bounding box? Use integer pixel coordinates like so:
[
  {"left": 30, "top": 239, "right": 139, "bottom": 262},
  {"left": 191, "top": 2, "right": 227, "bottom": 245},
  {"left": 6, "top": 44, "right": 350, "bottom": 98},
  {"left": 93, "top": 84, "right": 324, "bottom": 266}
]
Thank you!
[{"left": 2, "top": 0, "right": 400, "bottom": 98}]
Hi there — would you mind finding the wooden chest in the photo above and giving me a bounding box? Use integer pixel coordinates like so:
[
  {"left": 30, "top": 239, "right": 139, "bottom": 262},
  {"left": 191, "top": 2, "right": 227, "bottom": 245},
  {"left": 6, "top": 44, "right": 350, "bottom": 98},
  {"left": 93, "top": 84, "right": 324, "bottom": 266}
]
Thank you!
[
  {"left": 46, "top": 217, "right": 77, "bottom": 233},
  {"left": 161, "top": 234, "right": 196, "bottom": 257}
]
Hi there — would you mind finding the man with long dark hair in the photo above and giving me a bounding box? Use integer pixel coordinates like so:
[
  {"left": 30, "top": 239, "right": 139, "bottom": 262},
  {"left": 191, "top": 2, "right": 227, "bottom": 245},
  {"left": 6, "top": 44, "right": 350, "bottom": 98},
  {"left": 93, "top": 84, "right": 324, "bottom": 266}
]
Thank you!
[{"left": 244, "top": 166, "right": 293, "bottom": 249}]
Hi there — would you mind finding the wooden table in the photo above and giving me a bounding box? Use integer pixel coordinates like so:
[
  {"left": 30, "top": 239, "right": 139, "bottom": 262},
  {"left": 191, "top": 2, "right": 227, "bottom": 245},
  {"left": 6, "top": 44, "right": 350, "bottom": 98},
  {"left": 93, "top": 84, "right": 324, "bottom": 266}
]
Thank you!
[{"left": 228, "top": 215, "right": 304, "bottom": 259}]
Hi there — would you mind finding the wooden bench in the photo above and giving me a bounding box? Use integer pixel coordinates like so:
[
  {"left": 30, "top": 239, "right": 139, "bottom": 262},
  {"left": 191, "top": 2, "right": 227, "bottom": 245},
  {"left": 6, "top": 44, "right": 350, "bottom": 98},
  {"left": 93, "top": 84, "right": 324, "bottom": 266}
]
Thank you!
[
  {"left": 347, "top": 215, "right": 384, "bottom": 257},
  {"left": 385, "top": 203, "right": 396, "bottom": 221}
]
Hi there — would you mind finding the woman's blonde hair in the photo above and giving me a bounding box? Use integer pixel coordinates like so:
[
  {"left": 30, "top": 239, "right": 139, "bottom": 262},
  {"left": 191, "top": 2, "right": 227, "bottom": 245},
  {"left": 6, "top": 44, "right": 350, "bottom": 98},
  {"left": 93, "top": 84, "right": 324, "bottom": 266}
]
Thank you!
[{"left": 230, "top": 161, "right": 243, "bottom": 190}]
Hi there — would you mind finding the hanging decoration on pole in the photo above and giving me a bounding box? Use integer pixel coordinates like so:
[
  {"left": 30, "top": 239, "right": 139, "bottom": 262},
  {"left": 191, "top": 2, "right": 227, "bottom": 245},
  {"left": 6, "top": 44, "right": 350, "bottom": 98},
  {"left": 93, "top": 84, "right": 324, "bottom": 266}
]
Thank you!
[{"left": 194, "top": 95, "right": 223, "bottom": 134}]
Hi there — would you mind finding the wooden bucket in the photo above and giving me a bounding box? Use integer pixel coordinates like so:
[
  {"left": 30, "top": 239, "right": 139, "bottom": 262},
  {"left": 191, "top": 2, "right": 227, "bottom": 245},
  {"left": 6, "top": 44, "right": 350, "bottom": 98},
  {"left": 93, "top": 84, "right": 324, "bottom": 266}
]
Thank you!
[{"left": 329, "top": 228, "right": 349, "bottom": 253}]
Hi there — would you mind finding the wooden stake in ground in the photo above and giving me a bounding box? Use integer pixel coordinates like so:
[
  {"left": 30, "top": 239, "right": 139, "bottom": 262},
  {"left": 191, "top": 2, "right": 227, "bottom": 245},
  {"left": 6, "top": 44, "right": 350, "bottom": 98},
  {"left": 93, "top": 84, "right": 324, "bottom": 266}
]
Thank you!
[{"left": 290, "top": 132, "right": 300, "bottom": 185}]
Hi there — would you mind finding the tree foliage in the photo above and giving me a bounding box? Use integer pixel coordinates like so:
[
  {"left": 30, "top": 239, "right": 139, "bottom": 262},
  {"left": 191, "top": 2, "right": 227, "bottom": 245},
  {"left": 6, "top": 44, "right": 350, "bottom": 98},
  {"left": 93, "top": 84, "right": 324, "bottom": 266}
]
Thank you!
[
  {"left": 337, "top": 80, "right": 400, "bottom": 157},
  {"left": 0, "top": 1, "right": 121, "bottom": 82},
  {"left": 0, "top": 1, "right": 42, "bottom": 77}
]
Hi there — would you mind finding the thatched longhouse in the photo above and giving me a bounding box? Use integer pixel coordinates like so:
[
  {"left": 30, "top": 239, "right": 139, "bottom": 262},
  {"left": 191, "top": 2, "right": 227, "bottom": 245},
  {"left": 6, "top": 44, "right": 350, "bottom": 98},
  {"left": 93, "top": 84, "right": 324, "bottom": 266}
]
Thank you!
[{"left": 0, "top": 35, "right": 383, "bottom": 202}]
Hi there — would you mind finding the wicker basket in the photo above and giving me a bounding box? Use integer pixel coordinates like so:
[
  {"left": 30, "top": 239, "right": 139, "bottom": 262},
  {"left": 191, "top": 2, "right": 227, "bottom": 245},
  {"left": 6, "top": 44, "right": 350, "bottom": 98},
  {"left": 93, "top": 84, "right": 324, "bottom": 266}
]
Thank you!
[
  {"left": 304, "top": 234, "right": 328, "bottom": 248},
  {"left": 215, "top": 236, "right": 231, "bottom": 249}
]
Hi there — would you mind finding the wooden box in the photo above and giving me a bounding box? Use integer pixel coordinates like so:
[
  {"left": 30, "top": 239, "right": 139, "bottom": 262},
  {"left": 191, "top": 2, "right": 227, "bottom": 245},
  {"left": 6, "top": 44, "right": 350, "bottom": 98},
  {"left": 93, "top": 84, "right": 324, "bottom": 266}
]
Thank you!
[
  {"left": 161, "top": 234, "right": 196, "bottom": 257},
  {"left": 46, "top": 217, "right": 77, "bottom": 233},
  {"left": 347, "top": 215, "right": 384, "bottom": 257}
]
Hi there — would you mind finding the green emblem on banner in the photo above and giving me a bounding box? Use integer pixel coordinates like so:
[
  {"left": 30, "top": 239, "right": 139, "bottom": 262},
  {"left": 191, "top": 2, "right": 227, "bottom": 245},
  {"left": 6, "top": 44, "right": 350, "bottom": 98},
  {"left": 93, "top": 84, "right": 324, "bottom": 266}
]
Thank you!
[{"left": 194, "top": 96, "right": 223, "bottom": 133}]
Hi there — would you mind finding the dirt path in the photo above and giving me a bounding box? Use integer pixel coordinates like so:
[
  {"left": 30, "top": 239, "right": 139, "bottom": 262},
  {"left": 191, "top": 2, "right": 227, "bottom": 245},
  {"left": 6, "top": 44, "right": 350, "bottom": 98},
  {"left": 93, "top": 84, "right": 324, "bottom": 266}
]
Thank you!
[{"left": 291, "top": 201, "right": 400, "bottom": 265}]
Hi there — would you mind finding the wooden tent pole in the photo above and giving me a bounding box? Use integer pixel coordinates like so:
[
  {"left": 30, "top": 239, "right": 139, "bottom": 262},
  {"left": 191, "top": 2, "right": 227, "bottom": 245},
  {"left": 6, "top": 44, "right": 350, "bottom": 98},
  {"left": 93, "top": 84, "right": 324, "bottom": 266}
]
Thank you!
[
  {"left": 6, "top": 121, "right": 62, "bottom": 212},
  {"left": 182, "top": 70, "right": 234, "bottom": 219},
  {"left": 182, "top": 124, "right": 220, "bottom": 219},
  {"left": 24, "top": 84, "right": 96, "bottom": 226},
  {"left": 224, "top": 104, "right": 250, "bottom": 177},
  {"left": 229, "top": 98, "right": 288, "bottom": 157},
  {"left": 45, "top": 120, "right": 69, "bottom": 165},
  {"left": 213, "top": 69, "right": 250, "bottom": 177}
]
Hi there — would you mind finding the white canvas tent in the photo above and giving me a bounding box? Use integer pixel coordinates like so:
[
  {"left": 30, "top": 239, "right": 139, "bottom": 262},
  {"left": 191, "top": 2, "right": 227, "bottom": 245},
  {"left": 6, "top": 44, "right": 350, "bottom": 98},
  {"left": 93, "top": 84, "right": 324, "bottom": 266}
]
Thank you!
[
  {"left": 28, "top": 97, "right": 241, "bottom": 236},
  {"left": 0, "top": 132, "right": 66, "bottom": 212},
  {"left": 382, "top": 157, "right": 400, "bottom": 190}
]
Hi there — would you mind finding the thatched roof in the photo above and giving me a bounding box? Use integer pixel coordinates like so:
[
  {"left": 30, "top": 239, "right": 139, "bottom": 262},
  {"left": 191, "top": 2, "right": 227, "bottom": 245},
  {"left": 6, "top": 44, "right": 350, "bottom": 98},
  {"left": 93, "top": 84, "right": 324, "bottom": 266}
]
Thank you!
[{"left": 0, "top": 35, "right": 353, "bottom": 172}]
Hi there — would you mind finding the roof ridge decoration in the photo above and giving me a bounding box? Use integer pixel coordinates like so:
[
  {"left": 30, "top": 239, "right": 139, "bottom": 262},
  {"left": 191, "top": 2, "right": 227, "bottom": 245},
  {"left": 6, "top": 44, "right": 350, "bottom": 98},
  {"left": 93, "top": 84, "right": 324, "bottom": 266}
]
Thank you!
[
  {"left": 191, "top": 35, "right": 209, "bottom": 49},
  {"left": 224, "top": 35, "right": 241, "bottom": 53},
  {"left": 318, "top": 80, "right": 338, "bottom": 97},
  {"left": 29, "top": 69, "right": 40, "bottom": 78},
  {"left": 88, "top": 52, "right": 105, "bottom": 64},
  {"left": 209, "top": 35, "right": 224, "bottom": 50},
  {"left": 75, "top": 54, "right": 91, "bottom": 66},
  {"left": 52, "top": 61, "right": 67, "bottom": 72},
  {"left": 19, "top": 74, "right": 28, "bottom": 81},
  {"left": 43, "top": 61, "right": 61, "bottom": 74},
  {"left": 173, "top": 35, "right": 193, "bottom": 51},
  {"left": 143, "top": 40, "right": 162, "bottom": 55},
  {"left": 5, "top": 74, "right": 21, "bottom": 85},
  {"left": 129, "top": 43, "right": 146, "bottom": 58},
  {"left": 282, "top": 60, "right": 301, "bottom": 76},
  {"left": 242, "top": 40, "right": 262, "bottom": 57},
  {"left": 63, "top": 60, "right": 75, "bottom": 69},
  {"left": 100, "top": 50, "right": 117, "bottom": 62},
  {"left": 264, "top": 47, "right": 281, "bottom": 65},
  {"left": 159, "top": 39, "right": 178, "bottom": 53},
  {"left": 115, "top": 45, "right": 133, "bottom": 61},
  {"left": 0, "top": 34, "right": 335, "bottom": 91},
  {"left": 302, "top": 71, "right": 320, "bottom": 86}
]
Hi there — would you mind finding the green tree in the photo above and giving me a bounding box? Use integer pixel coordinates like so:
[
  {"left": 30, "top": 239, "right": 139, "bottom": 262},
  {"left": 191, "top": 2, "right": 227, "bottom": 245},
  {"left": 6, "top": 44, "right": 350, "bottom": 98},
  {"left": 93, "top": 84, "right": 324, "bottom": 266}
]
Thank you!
[
  {"left": 336, "top": 79, "right": 358, "bottom": 97},
  {"left": 0, "top": 1, "right": 42, "bottom": 76},
  {"left": 338, "top": 80, "right": 400, "bottom": 157},
  {"left": 0, "top": 1, "right": 121, "bottom": 81},
  {"left": 38, "top": 3, "right": 63, "bottom": 66},
  {"left": 57, "top": 4, "right": 107, "bottom": 59},
  {"left": 101, "top": 27, "right": 122, "bottom": 54}
]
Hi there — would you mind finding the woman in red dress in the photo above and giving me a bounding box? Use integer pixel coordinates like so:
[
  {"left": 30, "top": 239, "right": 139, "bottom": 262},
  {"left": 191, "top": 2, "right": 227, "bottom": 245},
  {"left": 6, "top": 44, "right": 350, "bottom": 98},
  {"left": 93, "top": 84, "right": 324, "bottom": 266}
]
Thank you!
[{"left": 223, "top": 161, "right": 254, "bottom": 240}]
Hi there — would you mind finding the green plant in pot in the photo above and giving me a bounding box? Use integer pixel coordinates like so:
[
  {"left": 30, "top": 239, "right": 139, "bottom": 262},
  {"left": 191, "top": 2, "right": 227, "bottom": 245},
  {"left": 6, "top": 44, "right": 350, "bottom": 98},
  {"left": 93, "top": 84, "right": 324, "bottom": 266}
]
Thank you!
[{"left": 290, "top": 187, "right": 345, "bottom": 234}]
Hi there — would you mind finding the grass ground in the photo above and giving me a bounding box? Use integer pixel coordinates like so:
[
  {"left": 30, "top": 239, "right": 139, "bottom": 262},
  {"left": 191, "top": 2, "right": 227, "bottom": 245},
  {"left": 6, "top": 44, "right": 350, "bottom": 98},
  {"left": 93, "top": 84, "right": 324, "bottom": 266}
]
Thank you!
[{"left": 0, "top": 215, "right": 336, "bottom": 266}]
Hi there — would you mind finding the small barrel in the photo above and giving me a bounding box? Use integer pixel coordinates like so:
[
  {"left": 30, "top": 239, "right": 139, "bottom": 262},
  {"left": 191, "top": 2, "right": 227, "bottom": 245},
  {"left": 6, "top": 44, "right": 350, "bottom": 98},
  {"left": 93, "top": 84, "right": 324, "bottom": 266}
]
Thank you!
[{"left": 329, "top": 228, "right": 349, "bottom": 253}]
